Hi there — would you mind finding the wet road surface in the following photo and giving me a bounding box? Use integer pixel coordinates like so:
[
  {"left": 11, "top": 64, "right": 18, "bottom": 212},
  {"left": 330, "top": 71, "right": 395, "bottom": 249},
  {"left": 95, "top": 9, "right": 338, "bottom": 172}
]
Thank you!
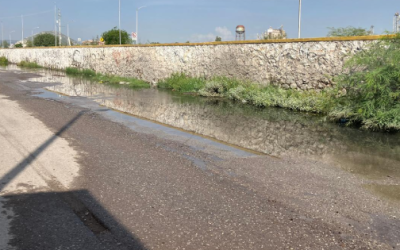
[{"left": 0, "top": 69, "right": 399, "bottom": 249}]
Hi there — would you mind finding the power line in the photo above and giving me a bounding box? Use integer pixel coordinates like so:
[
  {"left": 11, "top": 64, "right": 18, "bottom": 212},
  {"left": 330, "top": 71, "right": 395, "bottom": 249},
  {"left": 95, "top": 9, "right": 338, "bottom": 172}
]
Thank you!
[{"left": 0, "top": 10, "right": 53, "bottom": 20}]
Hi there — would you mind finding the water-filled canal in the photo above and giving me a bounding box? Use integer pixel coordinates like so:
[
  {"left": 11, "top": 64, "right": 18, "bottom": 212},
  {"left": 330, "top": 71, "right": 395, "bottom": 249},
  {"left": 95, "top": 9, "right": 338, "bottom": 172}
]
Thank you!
[{"left": 7, "top": 66, "right": 400, "bottom": 193}]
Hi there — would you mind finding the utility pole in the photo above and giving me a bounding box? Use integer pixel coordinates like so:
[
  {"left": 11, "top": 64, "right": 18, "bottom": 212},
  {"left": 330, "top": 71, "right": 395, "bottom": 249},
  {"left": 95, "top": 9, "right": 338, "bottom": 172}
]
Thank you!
[
  {"left": 58, "top": 9, "right": 62, "bottom": 46},
  {"left": 298, "top": 0, "right": 302, "bottom": 38},
  {"left": 65, "top": 20, "right": 75, "bottom": 46},
  {"left": 136, "top": 6, "right": 146, "bottom": 45},
  {"left": 9, "top": 31, "right": 15, "bottom": 46},
  {"left": 21, "top": 15, "right": 24, "bottom": 45},
  {"left": 67, "top": 23, "right": 70, "bottom": 46},
  {"left": 119, "top": 0, "right": 121, "bottom": 45},
  {"left": 1, "top": 22, "right": 3, "bottom": 48},
  {"left": 67, "top": 23, "right": 72, "bottom": 46},
  {"left": 394, "top": 13, "right": 400, "bottom": 33},
  {"left": 55, "top": 3, "right": 57, "bottom": 46}
]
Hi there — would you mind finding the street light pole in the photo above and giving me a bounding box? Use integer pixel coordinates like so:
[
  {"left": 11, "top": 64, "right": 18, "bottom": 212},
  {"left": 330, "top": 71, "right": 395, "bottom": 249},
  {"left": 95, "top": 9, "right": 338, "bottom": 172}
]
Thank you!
[
  {"left": 32, "top": 27, "right": 39, "bottom": 46},
  {"left": 67, "top": 23, "right": 70, "bottom": 46},
  {"left": 136, "top": 6, "right": 146, "bottom": 45},
  {"left": 1, "top": 22, "right": 3, "bottom": 48},
  {"left": 298, "top": 0, "right": 302, "bottom": 38},
  {"left": 55, "top": 3, "right": 57, "bottom": 46},
  {"left": 21, "top": 15, "right": 24, "bottom": 44},
  {"left": 9, "top": 31, "right": 15, "bottom": 46},
  {"left": 119, "top": 0, "right": 121, "bottom": 45}
]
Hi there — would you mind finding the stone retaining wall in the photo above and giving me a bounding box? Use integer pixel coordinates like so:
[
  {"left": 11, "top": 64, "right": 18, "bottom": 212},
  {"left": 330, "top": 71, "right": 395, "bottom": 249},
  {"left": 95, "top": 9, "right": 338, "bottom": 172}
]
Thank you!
[{"left": 0, "top": 36, "right": 381, "bottom": 89}]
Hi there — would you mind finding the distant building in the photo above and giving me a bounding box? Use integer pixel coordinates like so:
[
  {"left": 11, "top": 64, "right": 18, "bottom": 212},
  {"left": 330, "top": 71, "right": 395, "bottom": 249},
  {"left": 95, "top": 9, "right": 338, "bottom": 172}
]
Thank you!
[
  {"left": 81, "top": 40, "right": 94, "bottom": 46},
  {"left": 258, "top": 26, "right": 287, "bottom": 40},
  {"left": 82, "top": 39, "right": 104, "bottom": 46}
]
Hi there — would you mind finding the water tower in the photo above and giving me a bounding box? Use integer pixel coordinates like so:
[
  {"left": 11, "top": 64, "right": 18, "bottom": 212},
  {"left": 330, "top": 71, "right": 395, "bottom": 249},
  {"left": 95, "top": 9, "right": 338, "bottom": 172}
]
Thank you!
[{"left": 236, "top": 25, "right": 246, "bottom": 41}]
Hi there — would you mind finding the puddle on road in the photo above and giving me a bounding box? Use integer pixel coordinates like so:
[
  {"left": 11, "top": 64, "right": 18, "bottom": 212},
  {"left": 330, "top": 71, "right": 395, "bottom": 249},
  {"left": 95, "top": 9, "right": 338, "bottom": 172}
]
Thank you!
[
  {"left": 365, "top": 184, "right": 400, "bottom": 203},
  {"left": 33, "top": 90, "right": 68, "bottom": 100},
  {"left": 4, "top": 66, "right": 400, "bottom": 184}
]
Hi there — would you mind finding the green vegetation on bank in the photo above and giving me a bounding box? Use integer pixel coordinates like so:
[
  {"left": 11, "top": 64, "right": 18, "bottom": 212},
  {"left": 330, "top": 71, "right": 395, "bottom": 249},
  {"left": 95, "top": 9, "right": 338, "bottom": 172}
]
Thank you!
[
  {"left": 0, "top": 56, "right": 8, "bottom": 66},
  {"left": 159, "top": 34, "right": 400, "bottom": 131},
  {"left": 328, "top": 34, "right": 400, "bottom": 131},
  {"left": 66, "top": 67, "right": 96, "bottom": 77},
  {"left": 65, "top": 67, "right": 149, "bottom": 88},
  {"left": 17, "top": 61, "right": 42, "bottom": 68},
  {"left": 327, "top": 26, "right": 373, "bottom": 37},
  {"left": 158, "top": 73, "right": 333, "bottom": 113}
]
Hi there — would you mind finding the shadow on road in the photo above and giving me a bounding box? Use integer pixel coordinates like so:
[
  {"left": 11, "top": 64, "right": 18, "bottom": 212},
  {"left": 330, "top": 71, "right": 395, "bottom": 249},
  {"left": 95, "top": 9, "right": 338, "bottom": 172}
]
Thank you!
[
  {"left": 0, "top": 111, "right": 84, "bottom": 193},
  {"left": 0, "top": 111, "right": 147, "bottom": 249},
  {"left": 3, "top": 189, "right": 147, "bottom": 250}
]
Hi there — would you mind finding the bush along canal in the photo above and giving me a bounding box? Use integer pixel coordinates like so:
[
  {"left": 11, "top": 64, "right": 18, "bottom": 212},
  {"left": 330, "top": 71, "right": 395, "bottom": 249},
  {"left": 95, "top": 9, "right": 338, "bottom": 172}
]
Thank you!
[{"left": 0, "top": 56, "right": 8, "bottom": 66}]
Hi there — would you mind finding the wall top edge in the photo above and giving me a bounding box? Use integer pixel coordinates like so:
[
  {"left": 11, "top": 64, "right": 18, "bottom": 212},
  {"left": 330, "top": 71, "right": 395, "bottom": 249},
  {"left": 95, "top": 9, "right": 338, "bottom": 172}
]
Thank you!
[{"left": 0, "top": 35, "right": 393, "bottom": 50}]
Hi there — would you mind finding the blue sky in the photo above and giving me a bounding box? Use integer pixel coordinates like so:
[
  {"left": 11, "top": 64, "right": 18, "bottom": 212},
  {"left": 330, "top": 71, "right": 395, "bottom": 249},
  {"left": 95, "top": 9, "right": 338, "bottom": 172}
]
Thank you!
[{"left": 0, "top": 0, "right": 398, "bottom": 43}]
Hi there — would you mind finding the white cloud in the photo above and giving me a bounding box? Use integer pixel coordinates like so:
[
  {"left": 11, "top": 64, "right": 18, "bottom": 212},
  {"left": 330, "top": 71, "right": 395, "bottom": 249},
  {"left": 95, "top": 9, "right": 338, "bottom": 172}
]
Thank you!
[
  {"left": 215, "top": 27, "right": 234, "bottom": 41},
  {"left": 190, "top": 33, "right": 216, "bottom": 43},
  {"left": 190, "top": 26, "right": 234, "bottom": 42}
]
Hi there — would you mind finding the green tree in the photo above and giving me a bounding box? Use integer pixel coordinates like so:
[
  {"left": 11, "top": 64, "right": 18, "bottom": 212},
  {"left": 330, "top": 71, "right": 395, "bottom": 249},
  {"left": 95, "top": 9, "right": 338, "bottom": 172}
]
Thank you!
[
  {"left": 0, "top": 40, "right": 10, "bottom": 49},
  {"left": 26, "top": 40, "right": 33, "bottom": 47},
  {"left": 15, "top": 43, "right": 23, "bottom": 48},
  {"left": 1, "top": 41, "right": 9, "bottom": 48},
  {"left": 34, "top": 33, "right": 59, "bottom": 47},
  {"left": 215, "top": 36, "right": 222, "bottom": 42},
  {"left": 327, "top": 26, "right": 372, "bottom": 37},
  {"left": 102, "top": 27, "right": 131, "bottom": 45}
]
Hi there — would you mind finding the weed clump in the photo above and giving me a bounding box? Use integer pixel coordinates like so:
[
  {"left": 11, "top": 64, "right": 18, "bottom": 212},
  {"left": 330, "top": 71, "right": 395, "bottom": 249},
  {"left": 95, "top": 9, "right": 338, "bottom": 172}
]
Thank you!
[
  {"left": 66, "top": 67, "right": 96, "bottom": 77},
  {"left": 65, "top": 67, "right": 80, "bottom": 75},
  {"left": 17, "top": 61, "right": 42, "bottom": 68},
  {"left": 65, "top": 67, "right": 149, "bottom": 89},
  {"left": 157, "top": 73, "right": 206, "bottom": 92},
  {"left": 0, "top": 56, "right": 8, "bottom": 66}
]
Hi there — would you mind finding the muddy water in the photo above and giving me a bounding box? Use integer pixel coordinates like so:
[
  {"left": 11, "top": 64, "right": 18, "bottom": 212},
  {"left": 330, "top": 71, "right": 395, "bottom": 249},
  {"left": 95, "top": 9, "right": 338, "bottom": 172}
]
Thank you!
[{"left": 8, "top": 67, "right": 400, "bottom": 197}]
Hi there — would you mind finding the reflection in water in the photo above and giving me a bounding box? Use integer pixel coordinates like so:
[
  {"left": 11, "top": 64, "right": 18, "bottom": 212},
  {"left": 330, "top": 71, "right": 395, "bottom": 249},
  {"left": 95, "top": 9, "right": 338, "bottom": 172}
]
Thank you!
[{"left": 26, "top": 69, "right": 400, "bottom": 181}]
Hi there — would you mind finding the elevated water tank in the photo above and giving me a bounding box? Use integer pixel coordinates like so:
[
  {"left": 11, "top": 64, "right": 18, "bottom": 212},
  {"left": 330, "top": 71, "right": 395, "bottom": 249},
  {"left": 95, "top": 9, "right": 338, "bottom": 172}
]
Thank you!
[{"left": 236, "top": 25, "right": 245, "bottom": 34}]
